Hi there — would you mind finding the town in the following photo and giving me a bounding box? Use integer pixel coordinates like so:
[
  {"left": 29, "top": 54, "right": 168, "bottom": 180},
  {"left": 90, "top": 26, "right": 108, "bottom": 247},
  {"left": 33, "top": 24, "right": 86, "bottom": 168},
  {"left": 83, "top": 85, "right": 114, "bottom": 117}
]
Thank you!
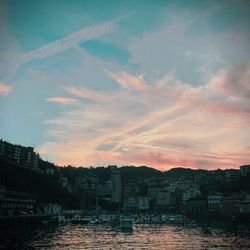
[{"left": 0, "top": 139, "right": 250, "bottom": 227}]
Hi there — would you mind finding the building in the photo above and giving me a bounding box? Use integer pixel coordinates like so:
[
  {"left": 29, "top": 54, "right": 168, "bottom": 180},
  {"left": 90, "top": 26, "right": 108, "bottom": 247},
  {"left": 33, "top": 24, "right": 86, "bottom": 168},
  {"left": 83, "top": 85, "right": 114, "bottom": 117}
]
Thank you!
[
  {"left": 0, "top": 139, "right": 39, "bottom": 169},
  {"left": 156, "top": 191, "right": 171, "bottom": 208},
  {"left": 123, "top": 196, "right": 137, "bottom": 211},
  {"left": 74, "top": 172, "right": 98, "bottom": 210},
  {"left": 138, "top": 197, "right": 149, "bottom": 210},
  {"left": 40, "top": 203, "right": 62, "bottom": 214},
  {"left": 75, "top": 172, "right": 97, "bottom": 193},
  {"left": 239, "top": 200, "right": 250, "bottom": 215},
  {"left": 186, "top": 197, "right": 208, "bottom": 216},
  {"left": 219, "top": 194, "right": 246, "bottom": 216},
  {"left": 240, "top": 165, "right": 250, "bottom": 176},
  {"left": 0, "top": 189, "right": 37, "bottom": 215},
  {"left": 104, "top": 180, "right": 111, "bottom": 196},
  {"left": 59, "top": 176, "right": 68, "bottom": 188},
  {"left": 225, "top": 170, "right": 240, "bottom": 183},
  {"left": 207, "top": 193, "right": 224, "bottom": 212},
  {"left": 46, "top": 168, "right": 55, "bottom": 175},
  {"left": 111, "top": 169, "right": 121, "bottom": 203},
  {"left": 123, "top": 180, "right": 139, "bottom": 195},
  {"left": 182, "top": 187, "right": 201, "bottom": 204},
  {"left": 168, "top": 180, "right": 199, "bottom": 193},
  {"left": 97, "top": 180, "right": 111, "bottom": 197}
]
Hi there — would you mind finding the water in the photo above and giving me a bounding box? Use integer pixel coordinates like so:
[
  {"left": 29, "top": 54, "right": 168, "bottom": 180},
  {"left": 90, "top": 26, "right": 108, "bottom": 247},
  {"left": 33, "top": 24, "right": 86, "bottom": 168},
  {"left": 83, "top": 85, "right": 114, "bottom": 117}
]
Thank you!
[{"left": 1, "top": 223, "right": 250, "bottom": 250}]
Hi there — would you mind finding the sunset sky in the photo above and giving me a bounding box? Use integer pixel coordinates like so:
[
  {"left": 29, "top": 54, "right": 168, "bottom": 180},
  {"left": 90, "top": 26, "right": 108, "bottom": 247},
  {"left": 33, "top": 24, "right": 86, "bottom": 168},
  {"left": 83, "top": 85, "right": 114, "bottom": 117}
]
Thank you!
[{"left": 0, "top": 0, "right": 249, "bottom": 170}]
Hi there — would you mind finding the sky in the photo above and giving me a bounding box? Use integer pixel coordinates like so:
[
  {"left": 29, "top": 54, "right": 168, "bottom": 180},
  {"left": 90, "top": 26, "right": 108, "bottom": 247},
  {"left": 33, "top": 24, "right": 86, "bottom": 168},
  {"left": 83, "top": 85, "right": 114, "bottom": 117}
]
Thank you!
[{"left": 0, "top": 0, "right": 249, "bottom": 170}]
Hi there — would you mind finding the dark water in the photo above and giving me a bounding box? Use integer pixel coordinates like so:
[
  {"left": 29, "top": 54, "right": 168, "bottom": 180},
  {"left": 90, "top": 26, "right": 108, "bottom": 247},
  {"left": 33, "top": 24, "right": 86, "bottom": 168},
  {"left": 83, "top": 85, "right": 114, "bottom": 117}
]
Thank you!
[{"left": 1, "top": 223, "right": 250, "bottom": 250}]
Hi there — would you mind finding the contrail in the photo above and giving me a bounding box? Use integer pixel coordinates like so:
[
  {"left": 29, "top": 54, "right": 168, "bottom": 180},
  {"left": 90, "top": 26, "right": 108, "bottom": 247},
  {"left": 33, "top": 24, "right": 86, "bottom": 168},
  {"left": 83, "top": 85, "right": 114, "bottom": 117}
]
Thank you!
[{"left": 22, "top": 12, "right": 133, "bottom": 64}]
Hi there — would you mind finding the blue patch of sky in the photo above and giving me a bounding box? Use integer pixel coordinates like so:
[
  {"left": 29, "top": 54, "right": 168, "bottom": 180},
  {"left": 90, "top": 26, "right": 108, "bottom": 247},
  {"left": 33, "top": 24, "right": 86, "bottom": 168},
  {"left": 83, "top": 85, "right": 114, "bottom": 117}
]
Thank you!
[
  {"left": 80, "top": 40, "right": 130, "bottom": 65},
  {"left": 0, "top": 57, "right": 79, "bottom": 146},
  {"left": 184, "top": 0, "right": 250, "bottom": 38},
  {"left": 209, "top": 1, "right": 250, "bottom": 33}
]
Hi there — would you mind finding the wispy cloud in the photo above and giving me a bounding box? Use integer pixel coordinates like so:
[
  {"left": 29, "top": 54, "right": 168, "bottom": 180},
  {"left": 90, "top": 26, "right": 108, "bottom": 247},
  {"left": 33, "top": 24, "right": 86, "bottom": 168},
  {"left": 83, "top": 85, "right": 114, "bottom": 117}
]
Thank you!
[
  {"left": 105, "top": 69, "right": 148, "bottom": 91},
  {"left": 62, "top": 85, "right": 109, "bottom": 103},
  {"left": 38, "top": 64, "right": 250, "bottom": 169},
  {"left": 46, "top": 97, "right": 78, "bottom": 105},
  {"left": 209, "top": 63, "right": 250, "bottom": 99},
  {"left": 0, "top": 82, "right": 12, "bottom": 96}
]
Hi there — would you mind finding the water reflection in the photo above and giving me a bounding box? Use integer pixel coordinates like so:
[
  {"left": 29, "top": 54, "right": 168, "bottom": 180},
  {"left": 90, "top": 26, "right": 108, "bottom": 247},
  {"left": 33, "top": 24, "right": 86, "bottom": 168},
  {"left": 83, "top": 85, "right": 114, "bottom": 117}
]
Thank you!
[{"left": 0, "top": 223, "right": 250, "bottom": 250}]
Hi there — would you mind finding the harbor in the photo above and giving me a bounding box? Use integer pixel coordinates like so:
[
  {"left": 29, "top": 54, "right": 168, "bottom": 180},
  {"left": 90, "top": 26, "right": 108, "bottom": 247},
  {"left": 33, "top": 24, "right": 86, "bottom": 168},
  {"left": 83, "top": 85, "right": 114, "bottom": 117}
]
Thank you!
[
  {"left": 1, "top": 220, "right": 250, "bottom": 250},
  {"left": 0, "top": 212, "right": 189, "bottom": 228}
]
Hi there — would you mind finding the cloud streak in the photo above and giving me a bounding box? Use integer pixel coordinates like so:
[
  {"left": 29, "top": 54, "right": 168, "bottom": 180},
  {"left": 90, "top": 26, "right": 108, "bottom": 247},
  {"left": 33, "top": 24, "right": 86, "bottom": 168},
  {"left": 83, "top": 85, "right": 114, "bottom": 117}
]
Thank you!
[
  {"left": 46, "top": 97, "right": 78, "bottom": 105},
  {"left": 62, "top": 85, "right": 109, "bottom": 103}
]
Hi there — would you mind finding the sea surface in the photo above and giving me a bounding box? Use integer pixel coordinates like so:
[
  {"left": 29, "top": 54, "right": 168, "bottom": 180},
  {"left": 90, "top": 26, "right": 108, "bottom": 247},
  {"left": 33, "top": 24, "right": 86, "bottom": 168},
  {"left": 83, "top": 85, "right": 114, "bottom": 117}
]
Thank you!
[{"left": 1, "top": 222, "right": 250, "bottom": 250}]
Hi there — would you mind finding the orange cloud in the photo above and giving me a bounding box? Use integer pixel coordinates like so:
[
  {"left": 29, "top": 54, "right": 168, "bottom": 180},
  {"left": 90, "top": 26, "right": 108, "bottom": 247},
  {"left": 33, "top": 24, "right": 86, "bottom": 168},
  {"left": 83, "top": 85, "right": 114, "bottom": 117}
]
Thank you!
[{"left": 46, "top": 97, "right": 78, "bottom": 105}]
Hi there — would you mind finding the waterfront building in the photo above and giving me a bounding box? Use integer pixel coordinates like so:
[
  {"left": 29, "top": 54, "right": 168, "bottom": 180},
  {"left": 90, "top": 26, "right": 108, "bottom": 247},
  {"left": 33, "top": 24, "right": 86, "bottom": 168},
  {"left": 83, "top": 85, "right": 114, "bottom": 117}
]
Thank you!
[
  {"left": 40, "top": 203, "right": 62, "bottom": 214},
  {"left": 0, "top": 189, "right": 37, "bottom": 215},
  {"left": 186, "top": 197, "right": 208, "bottom": 215}
]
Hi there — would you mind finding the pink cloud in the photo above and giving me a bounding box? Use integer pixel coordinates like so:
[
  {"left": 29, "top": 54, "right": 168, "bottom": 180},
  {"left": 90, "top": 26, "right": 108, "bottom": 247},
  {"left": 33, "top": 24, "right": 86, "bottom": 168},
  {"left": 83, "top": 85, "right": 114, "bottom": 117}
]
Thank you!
[
  {"left": 0, "top": 82, "right": 12, "bottom": 96},
  {"left": 209, "top": 63, "right": 250, "bottom": 99},
  {"left": 62, "top": 85, "right": 109, "bottom": 103},
  {"left": 105, "top": 69, "right": 148, "bottom": 91},
  {"left": 38, "top": 64, "right": 250, "bottom": 170},
  {"left": 46, "top": 97, "right": 78, "bottom": 105}
]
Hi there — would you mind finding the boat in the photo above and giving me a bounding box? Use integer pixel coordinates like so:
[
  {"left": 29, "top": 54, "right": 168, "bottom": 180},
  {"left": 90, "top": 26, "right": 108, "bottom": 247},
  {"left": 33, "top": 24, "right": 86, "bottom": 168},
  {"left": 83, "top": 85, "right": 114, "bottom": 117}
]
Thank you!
[
  {"left": 143, "top": 214, "right": 151, "bottom": 223},
  {"left": 132, "top": 215, "right": 140, "bottom": 224},
  {"left": 119, "top": 217, "right": 133, "bottom": 230},
  {"left": 89, "top": 217, "right": 99, "bottom": 224}
]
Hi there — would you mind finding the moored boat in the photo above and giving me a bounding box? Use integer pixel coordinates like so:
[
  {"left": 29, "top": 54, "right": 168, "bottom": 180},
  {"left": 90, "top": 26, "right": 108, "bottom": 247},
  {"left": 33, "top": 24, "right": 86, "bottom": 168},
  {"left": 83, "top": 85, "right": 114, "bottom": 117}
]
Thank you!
[{"left": 120, "top": 217, "right": 133, "bottom": 230}]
